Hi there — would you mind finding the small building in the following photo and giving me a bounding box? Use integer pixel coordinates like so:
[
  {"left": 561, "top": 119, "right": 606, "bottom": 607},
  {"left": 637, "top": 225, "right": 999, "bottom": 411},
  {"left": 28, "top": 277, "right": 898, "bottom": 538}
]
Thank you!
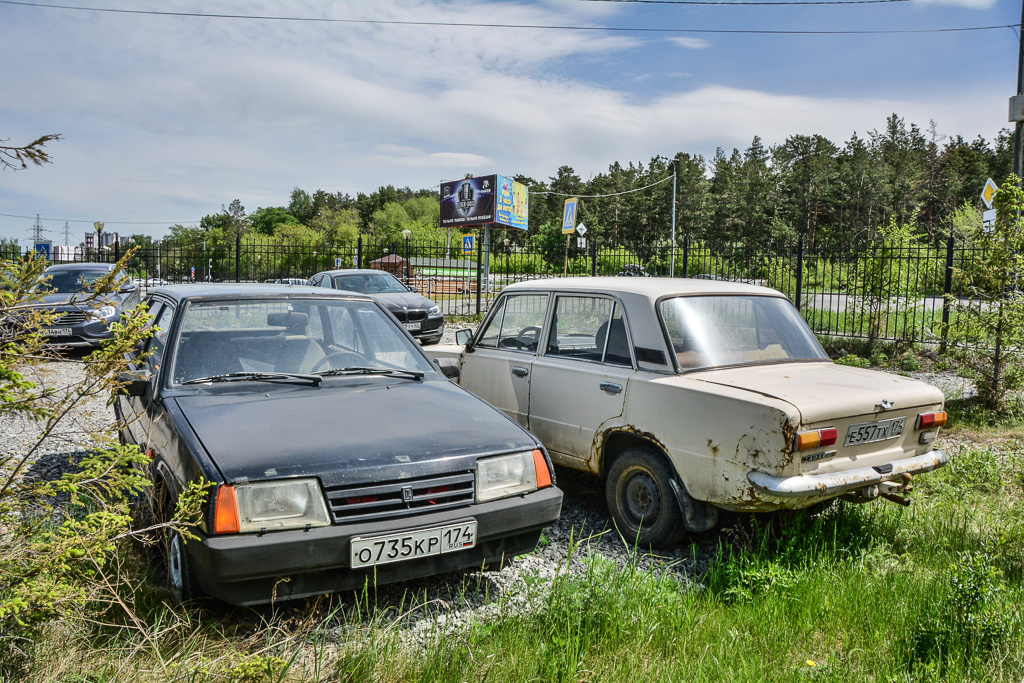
[{"left": 369, "top": 253, "right": 411, "bottom": 279}]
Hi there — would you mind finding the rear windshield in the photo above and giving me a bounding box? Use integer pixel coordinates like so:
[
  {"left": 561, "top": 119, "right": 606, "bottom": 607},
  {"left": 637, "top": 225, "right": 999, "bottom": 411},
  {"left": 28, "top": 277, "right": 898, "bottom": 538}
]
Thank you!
[{"left": 658, "top": 295, "right": 828, "bottom": 372}]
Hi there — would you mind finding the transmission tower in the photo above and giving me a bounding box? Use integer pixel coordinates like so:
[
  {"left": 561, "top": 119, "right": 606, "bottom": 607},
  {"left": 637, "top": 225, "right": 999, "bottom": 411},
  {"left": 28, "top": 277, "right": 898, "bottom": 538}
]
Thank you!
[
  {"left": 31, "top": 214, "right": 48, "bottom": 242},
  {"left": 62, "top": 221, "right": 71, "bottom": 246}
]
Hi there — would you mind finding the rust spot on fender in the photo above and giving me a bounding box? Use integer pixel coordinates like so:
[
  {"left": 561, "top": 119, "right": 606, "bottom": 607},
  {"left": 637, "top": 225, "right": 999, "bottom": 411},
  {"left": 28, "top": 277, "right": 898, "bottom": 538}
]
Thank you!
[
  {"left": 591, "top": 425, "right": 670, "bottom": 475},
  {"left": 707, "top": 439, "right": 719, "bottom": 457}
]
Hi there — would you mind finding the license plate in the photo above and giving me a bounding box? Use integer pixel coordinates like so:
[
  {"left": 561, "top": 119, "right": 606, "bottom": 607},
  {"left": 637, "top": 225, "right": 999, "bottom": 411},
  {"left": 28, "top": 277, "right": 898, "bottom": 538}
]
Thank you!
[
  {"left": 844, "top": 416, "right": 906, "bottom": 447},
  {"left": 44, "top": 328, "right": 72, "bottom": 337},
  {"left": 403, "top": 321, "right": 421, "bottom": 331},
  {"left": 350, "top": 520, "right": 476, "bottom": 569}
]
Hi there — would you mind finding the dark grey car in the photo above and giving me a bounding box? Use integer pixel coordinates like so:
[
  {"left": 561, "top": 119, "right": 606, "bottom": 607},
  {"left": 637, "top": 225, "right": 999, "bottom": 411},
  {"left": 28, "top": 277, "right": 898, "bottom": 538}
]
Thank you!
[
  {"left": 33, "top": 262, "right": 140, "bottom": 347},
  {"left": 307, "top": 269, "right": 445, "bottom": 344}
]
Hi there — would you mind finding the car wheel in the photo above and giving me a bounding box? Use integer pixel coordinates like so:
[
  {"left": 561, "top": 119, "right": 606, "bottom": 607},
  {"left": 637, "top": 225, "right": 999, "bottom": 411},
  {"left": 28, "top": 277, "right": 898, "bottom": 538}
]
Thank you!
[
  {"left": 163, "top": 498, "right": 205, "bottom": 604},
  {"left": 605, "top": 447, "right": 686, "bottom": 549}
]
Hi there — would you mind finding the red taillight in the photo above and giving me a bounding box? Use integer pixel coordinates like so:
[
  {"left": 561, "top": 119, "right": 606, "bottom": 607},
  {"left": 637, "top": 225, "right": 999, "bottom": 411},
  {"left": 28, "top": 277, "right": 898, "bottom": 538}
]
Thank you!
[
  {"left": 916, "top": 411, "right": 947, "bottom": 429},
  {"left": 214, "top": 485, "right": 240, "bottom": 534},
  {"left": 795, "top": 427, "right": 838, "bottom": 451},
  {"left": 533, "top": 449, "right": 552, "bottom": 488}
]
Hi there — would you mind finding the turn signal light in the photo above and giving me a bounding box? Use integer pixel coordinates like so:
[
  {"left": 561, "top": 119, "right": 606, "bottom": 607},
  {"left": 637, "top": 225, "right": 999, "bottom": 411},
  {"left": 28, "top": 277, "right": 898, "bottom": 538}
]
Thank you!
[
  {"left": 795, "top": 427, "right": 838, "bottom": 451},
  {"left": 916, "top": 411, "right": 948, "bottom": 429},
  {"left": 214, "top": 485, "right": 241, "bottom": 534},
  {"left": 533, "top": 449, "right": 553, "bottom": 489}
]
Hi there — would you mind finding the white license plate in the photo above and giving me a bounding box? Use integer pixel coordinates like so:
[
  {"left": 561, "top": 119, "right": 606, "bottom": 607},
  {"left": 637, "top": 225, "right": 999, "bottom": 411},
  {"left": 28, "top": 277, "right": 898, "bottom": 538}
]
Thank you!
[
  {"left": 350, "top": 520, "right": 476, "bottom": 569},
  {"left": 44, "top": 328, "right": 72, "bottom": 336},
  {"left": 403, "top": 321, "right": 421, "bottom": 331},
  {"left": 844, "top": 416, "right": 907, "bottom": 447}
]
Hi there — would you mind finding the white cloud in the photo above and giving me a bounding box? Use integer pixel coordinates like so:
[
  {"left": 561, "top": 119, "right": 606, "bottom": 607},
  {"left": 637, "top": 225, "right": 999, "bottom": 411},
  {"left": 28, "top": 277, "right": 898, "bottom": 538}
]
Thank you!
[
  {"left": 669, "top": 37, "right": 711, "bottom": 50},
  {"left": 910, "top": 0, "right": 997, "bottom": 8}
]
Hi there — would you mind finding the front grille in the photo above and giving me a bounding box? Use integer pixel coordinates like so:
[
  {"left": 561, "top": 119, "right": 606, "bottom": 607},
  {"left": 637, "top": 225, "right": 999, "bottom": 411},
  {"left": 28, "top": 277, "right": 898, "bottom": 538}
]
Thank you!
[
  {"left": 324, "top": 470, "right": 475, "bottom": 524},
  {"left": 389, "top": 309, "right": 427, "bottom": 322},
  {"left": 52, "top": 311, "right": 90, "bottom": 325}
]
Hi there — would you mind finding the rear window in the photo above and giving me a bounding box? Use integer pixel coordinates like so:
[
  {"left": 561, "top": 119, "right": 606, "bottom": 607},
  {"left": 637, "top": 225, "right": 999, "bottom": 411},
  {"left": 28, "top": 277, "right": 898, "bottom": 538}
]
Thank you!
[{"left": 658, "top": 295, "right": 828, "bottom": 372}]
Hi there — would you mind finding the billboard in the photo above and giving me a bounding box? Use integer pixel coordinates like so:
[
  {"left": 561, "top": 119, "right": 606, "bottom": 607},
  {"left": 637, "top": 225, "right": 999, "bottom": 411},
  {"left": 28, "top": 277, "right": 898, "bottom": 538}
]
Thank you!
[
  {"left": 495, "top": 175, "right": 528, "bottom": 230},
  {"left": 440, "top": 174, "right": 528, "bottom": 230}
]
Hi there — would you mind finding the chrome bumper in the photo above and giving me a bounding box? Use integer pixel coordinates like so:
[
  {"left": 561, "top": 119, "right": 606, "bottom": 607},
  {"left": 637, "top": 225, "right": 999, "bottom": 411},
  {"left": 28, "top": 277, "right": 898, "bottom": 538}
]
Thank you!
[{"left": 747, "top": 449, "right": 948, "bottom": 499}]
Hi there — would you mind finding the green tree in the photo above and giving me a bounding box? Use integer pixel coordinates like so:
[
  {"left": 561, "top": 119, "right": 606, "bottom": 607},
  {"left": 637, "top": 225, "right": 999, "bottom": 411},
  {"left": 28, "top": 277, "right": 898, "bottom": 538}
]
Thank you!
[{"left": 249, "top": 206, "right": 300, "bottom": 236}]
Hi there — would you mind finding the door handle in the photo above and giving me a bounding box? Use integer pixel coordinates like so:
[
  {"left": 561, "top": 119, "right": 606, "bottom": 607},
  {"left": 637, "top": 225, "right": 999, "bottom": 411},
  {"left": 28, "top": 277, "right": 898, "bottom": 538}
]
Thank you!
[
  {"left": 511, "top": 366, "right": 529, "bottom": 377},
  {"left": 600, "top": 382, "right": 622, "bottom": 394}
]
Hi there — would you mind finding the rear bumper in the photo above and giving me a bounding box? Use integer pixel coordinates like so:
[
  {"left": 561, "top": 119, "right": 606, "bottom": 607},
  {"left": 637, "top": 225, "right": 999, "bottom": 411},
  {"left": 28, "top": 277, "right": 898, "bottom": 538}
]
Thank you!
[
  {"left": 747, "top": 449, "right": 948, "bottom": 499},
  {"left": 187, "top": 485, "right": 562, "bottom": 606}
]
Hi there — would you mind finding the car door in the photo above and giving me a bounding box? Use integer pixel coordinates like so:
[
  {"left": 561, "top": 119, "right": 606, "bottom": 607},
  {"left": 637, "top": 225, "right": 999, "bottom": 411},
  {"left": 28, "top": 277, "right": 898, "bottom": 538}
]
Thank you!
[
  {"left": 528, "top": 295, "right": 635, "bottom": 469},
  {"left": 122, "top": 300, "right": 175, "bottom": 450},
  {"left": 458, "top": 292, "right": 549, "bottom": 428}
]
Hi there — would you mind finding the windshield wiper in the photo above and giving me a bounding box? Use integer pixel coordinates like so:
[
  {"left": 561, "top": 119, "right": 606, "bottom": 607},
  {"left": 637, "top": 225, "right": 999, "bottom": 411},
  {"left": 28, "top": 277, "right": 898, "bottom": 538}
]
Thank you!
[
  {"left": 182, "top": 371, "right": 322, "bottom": 386},
  {"left": 315, "top": 366, "right": 424, "bottom": 381}
]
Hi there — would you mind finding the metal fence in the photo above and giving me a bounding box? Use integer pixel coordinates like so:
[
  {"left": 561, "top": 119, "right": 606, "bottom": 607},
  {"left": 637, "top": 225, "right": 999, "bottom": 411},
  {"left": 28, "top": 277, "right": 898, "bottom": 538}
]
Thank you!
[{"left": 7, "top": 234, "right": 990, "bottom": 348}]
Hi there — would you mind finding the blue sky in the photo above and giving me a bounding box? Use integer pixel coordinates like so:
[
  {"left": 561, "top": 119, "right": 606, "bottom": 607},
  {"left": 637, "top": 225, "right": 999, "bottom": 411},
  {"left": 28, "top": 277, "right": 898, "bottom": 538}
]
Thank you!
[{"left": 0, "top": 0, "right": 1014, "bottom": 242}]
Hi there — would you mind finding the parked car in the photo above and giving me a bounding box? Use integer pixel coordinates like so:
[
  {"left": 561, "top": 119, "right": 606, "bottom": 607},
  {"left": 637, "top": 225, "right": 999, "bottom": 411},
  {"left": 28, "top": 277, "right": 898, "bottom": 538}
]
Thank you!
[
  {"left": 425, "top": 277, "right": 947, "bottom": 548},
  {"left": 307, "top": 269, "right": 445, "bottom": 344},
  {"left": 266, "top": 278, "right": 307, "bottom": 286},
  {"left": 31, "top": 262, "right": 140, "bottom": 347},
  {"left": 616, "top": 264, "right": 650, "bottom": 277},
  {"left": 114, "top": 284, "right": 560, "bottom": 606}
]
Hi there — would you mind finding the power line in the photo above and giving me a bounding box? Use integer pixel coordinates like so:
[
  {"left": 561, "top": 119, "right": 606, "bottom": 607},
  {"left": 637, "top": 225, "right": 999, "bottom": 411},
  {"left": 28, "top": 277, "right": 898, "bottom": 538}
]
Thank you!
[
  {"left": 575, "top": 0, "right": 910, "bottom": 5},
  {"left": 531, "top": 174, "right": 674, "bottom": 198},
  {"left": 0, "top": 212, "right": 199, "bottom": 225},
  {"left": 0, "top": 0, "right": 1015, "bottom": 35}
]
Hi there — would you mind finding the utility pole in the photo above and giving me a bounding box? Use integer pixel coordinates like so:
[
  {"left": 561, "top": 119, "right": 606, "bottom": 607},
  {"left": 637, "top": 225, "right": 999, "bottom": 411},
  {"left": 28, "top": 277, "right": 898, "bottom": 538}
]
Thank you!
[
  {"left": 670, "top": 161, "right": 677, "bottom": 277},
  {"left": 1012, "top": 0, "right": 1024, "bottom": 178},
  {"left": 62, "top": 221, "right": 71, "bottom": 247},
  {"left": 31, "top": 214, "right": 45, "bottom": 242}
]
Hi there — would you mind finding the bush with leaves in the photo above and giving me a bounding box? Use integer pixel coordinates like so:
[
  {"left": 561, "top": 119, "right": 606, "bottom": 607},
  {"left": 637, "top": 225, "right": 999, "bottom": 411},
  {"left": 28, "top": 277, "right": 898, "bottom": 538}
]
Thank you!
[
  {"left": 945, "top": 176, "right": 1024, "bottom": 412},
  {"left": 0, "top": 254, "right": 206, "bottom": 677}
]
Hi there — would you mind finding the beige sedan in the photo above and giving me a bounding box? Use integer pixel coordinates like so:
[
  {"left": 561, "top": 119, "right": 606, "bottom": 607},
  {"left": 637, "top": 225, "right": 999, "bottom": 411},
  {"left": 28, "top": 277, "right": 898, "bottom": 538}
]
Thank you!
[{"left": 427, "top": 277, "right": 947, "bottom": 548}]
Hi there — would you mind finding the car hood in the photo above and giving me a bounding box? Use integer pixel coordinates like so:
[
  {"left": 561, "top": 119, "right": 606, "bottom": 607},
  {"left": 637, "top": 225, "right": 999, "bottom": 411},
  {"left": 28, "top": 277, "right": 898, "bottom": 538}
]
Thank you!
[
  {"left": 173, "top": 379, "right": 537, "bottom": 485},
  {"left": 33, "top": 292, "right": 127, "bottom": 309},
  {"left": 692, "top": 361, "right": 945, "bottom": 424},
  {"left": 373, "top": 292, "right": 436, "bottom": 311}
]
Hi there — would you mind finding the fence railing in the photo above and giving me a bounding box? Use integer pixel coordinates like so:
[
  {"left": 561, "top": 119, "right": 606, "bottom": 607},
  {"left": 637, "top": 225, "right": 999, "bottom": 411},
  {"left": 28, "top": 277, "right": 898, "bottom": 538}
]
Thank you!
[{"left": 8, "top": 234, "right": 988, "bottom": 348}]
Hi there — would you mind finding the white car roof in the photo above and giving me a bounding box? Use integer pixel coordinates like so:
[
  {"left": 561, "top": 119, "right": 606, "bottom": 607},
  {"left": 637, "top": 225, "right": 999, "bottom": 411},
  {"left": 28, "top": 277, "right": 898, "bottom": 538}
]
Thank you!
[{"left": 502, "top": 276, "right": 784, "bottom": 299}]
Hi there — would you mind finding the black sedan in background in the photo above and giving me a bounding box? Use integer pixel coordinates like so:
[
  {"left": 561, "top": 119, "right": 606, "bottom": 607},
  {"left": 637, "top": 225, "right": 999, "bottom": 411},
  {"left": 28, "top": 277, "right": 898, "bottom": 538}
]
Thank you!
[
  {"left": 115, "top": 284, "right": 561, "bottom": 606},
  {"left": 307, "top": 269, "right": 445, "bottom": 344},
  {"left": 32, "top": 262, "right": 140, "bottom": 347}
]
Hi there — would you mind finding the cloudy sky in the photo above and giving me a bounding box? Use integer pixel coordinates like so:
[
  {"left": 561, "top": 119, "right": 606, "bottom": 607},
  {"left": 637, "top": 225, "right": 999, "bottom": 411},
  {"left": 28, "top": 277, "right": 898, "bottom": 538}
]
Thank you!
[{"left": 0, "top": 0, "right": 1014, "bottom": 242}]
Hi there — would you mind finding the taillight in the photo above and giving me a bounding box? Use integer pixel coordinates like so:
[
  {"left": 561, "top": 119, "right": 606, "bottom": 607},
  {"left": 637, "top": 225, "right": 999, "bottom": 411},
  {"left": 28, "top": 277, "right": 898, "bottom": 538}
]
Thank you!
[
  {"left": 916, "top": 411, "right": 947, "bottom": 429},
  {"left": 795, "top": 427, "right": 838, "bottom": 451},
  {"left": 533, "top": 449, "right": 552, "bottom": 488},
  {"left": 214, "top": 485, "right": 240, "bottom": 534}
]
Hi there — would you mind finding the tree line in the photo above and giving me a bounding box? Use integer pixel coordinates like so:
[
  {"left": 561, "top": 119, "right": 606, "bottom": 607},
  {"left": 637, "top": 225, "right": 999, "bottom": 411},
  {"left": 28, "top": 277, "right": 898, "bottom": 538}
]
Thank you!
[{"left": 121, "top": 113, "right": 1007, "bottom": 256}]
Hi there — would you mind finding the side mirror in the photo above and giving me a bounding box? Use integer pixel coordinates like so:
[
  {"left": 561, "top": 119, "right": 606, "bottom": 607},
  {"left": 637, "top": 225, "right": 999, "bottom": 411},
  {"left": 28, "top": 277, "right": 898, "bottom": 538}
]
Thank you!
[
  {"left": 408, "top": 285, "right": 419, "bottom": 293},
  {"left": 120, "top": 283, "right": 139, "bottom": 293},
  {"left": 455, "top": 328, "right": 474, "bottom": 346},
  {"left": 116, "top": 370, "right": 150, "bottom": 397}
]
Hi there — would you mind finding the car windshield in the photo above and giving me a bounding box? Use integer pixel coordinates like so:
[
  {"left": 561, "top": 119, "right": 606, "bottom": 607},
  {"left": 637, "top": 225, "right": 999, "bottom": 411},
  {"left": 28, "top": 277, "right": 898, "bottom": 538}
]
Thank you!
[
  {"left": 332, "top": 273, "right": 407, "bottom": 294},
  {"left": 35, "top": 269, "right": 110, "bottom": 294},
  {"left": 658, "top": 295, "right": 828, "bottom": 372},
  {"left": 169, "top": 297, "right": 434, "bottom": 385}
]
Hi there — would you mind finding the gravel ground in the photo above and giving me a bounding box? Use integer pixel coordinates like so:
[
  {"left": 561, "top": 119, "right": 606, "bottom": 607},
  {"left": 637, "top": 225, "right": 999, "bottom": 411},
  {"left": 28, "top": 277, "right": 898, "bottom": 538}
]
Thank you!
[{"left": 1, "top": 346, "right": 973, "bottom": 647}]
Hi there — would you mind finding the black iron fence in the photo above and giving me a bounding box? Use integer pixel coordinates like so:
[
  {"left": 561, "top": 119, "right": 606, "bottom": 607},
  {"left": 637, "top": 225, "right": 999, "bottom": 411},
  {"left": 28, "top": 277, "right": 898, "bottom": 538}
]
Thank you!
[{"left": 6, "top": 234, "right": 990, "bottom": 349}]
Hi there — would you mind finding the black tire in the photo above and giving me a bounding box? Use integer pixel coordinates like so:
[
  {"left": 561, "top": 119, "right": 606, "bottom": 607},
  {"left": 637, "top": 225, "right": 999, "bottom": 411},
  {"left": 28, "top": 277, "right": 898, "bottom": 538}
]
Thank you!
[
  {"left": 162, "top": 497, "right": 206, "bottom": 604},
  {"left": 605, "top": 447, "right": 687, "bottom": 549}
]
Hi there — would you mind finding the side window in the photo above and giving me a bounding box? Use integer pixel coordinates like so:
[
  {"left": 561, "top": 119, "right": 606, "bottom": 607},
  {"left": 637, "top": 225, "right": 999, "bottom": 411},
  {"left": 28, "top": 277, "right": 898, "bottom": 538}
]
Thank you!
[
  {"left": 546, "top": 297, "right": 632, "bottom": 366},
  {"left": 474, "top": 297, "right": 506, "bottom": 348},
  {"left": 319, "top": 276, "right": 333, "bottom": 288},
  {"left": 145, "top": 303, "right": 175, "bottom": 374},
  {"left": 496, "top": 294, "right": 548, "bottom": 352}
]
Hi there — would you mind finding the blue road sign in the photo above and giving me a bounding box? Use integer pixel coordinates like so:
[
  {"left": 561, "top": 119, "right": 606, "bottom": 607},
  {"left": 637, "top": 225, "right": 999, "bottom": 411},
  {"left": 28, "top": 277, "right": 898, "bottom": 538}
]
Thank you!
[
  {"left": 34, "top": 241, "right": 52, "bottom": 260},
  {"left": 562, "top": 198, "right": 578, "bottom": 234},
  {"left": 462, "top": 233, "right": 475, "bottom": 254}
]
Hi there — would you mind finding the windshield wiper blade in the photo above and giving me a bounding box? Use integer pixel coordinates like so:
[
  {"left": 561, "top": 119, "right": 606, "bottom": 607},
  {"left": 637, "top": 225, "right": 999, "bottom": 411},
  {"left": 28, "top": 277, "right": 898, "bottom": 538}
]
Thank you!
[
  {"left": 182, "top": 371, "right": 322, "bottom": 386},
  {"left": 316, "top": 366, "right": 424, "bottom": 381}
]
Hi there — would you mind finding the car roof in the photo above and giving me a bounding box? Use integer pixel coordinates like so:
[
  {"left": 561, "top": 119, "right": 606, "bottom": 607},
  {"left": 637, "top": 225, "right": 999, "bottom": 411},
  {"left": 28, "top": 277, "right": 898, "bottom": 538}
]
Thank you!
[
  {"left": 43, "top": 262, "right": 116, "bottom": 272},
  {"left": 147, "top": 282, "right": 377, "bottom": 304},
  {"left": 501, "top": 276, "right": 785, "bottom": 298},
  {"left": 316, "top": 269, "right": 393, "bottom": 277}
]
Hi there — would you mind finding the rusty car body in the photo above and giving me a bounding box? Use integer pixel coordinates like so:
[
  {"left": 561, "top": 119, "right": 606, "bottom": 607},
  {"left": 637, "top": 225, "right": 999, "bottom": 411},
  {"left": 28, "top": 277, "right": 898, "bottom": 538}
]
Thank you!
[
  {"left": 114, "top": 284, "right": 561, "bottom": 605},
  {"left": 425, "top": 277, "right": 947, "bottom": 548}
]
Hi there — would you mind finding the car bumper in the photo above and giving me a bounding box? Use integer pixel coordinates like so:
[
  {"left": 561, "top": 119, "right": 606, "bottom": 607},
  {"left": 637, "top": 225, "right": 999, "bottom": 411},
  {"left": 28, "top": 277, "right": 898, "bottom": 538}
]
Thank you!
[
  {"left": 410, "top": 317, "right": 445, "bottom": 341},
  {"left": 42, "top": 321, "right": 115, "bottom": 347},
  {"left": 186, "top": 485, "right": 562, "bottom": 606},
  {"left": 746, "top": 449, "right": 948, "bottom": 499}
]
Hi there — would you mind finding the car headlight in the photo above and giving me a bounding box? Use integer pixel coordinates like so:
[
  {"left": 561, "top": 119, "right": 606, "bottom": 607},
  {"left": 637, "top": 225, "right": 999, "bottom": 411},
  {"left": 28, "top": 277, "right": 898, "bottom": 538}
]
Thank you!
[
  {"left": 477, "top": 450, "right": 549, "bottom": 502},
  {"left": 89, "top": 305, "right": 117, "bottom": 321},
  {"left": 215, "top": 479, "right": 330, "bottom": 534},
  {"left": 428, "top": 305, "right": 441, "bottom": 316}
]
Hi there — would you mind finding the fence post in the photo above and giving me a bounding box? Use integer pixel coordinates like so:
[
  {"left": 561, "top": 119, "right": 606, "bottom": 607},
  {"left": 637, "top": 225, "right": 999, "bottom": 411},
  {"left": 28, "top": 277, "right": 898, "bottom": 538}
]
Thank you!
[
  {"left": 794, "top": 235, "right": 804, "bottom": 310},
  {"left": 475, "top": 232, "right": 483, "bottom": 316},
  {"left": 591, "top": 238, "right": 597, "bottom": 277},
  {"left": 114, "top": 239, "right": 120, "bottom": 264},
  {"left": 235, "top": 233, "right": 241, "bottom": 282},
  {"left": 357, "top": 236, "right": 363, "bottom": 269},
  {"left": 682, "top": 233, "right": 690, "bottom": 278},
  {"left": 941, "top": 233, "right": 955, "bottom": 352}
]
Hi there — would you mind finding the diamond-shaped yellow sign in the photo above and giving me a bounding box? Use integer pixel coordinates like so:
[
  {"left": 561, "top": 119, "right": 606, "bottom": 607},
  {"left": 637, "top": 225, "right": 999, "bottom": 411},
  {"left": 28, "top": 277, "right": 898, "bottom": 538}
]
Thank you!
[{"left": 982, "top": 178, "right": 998, "bottom": 209}]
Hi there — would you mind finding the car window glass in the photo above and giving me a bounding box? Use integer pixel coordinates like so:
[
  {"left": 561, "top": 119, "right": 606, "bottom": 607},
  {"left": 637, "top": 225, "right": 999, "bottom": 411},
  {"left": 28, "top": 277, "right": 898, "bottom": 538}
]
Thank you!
[
  {"left": 474, "top": 297, "right": 506, "bottom": 348},
  {"left": 546, "top": 296, "right": 615, "bottom": 363},
  {"left": 328, "top": 306, "right": 365, "bottom": 354},
  {"left": 659, "top": 295, "right": 828, "bottom": 371},
  {"left": 36, "top": 268, "right": 110, "bottom": 293},
  {"left": 602, "top": 305, "right": 632, "bottom": 367},
  {"left": 495, "top": 294, "right": 548, "bottom": 352},
  {"left": 145, "top": 303, "right": 175, "bottom": 374}
]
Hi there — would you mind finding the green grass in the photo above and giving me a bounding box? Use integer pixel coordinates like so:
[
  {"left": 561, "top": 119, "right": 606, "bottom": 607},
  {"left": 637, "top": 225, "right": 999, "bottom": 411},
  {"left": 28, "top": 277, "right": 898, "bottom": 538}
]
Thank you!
[{"left": 19, "top": 438, "right": 1024, "bottom": 682}]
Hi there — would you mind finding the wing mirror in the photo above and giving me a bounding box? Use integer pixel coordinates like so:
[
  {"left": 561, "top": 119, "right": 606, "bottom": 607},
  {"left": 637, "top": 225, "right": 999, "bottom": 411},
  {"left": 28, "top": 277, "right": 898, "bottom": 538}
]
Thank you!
[
  {"left": 455, "top": 328, "right": 474, "bottom": 346},
  {"left": 116, "top": 370, "right": 150, "bottom": 396}
]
